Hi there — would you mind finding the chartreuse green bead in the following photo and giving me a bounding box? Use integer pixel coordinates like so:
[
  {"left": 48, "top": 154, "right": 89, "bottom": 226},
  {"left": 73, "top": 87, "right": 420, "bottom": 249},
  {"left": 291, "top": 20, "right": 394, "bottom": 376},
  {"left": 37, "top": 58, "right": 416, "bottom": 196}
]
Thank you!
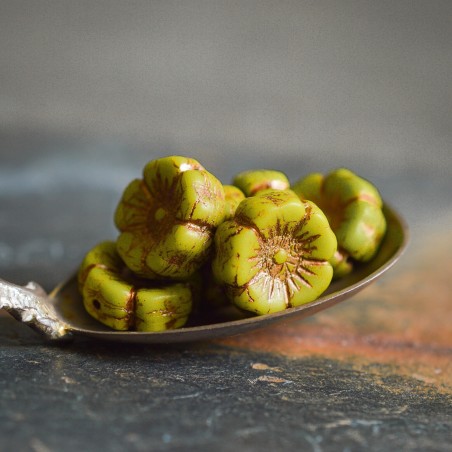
[
  {"left": 114, "top": 156, "right": 226, "bottom": 280},
  {"left": 329, "top": 249, "right": 353, "bottom": 280},
  {"left": 134, "top": 285, "right": 192, "bottom": 331},
  {"left": 212, "top": 189, "right": 337, "bottom": 315},
  {"left": 193, "top": 185, "right": 245, "bottom": 319},
  {"left": 292, "top": 173, "right": 323, "bottom": 206},
  {"left": 213, "top": 222, "right": 261, "bottom": 287},
  {"left": 233, "top": 169, "right": 290, "bottom": 197},
  {"left": 223, "top": 185, "right": 246, "bottom": 220},
  {"left": 292, "top": 168, "right": 387, "bottom": 263},
  {"left": 78, "top": 241, "right": 193, "bottom": 331},
  {"left": 77, "top": 239, "right": 119, "bottom": 290},
  {"left": 81, "top": 266, "right": 134, "bottom": 331}
]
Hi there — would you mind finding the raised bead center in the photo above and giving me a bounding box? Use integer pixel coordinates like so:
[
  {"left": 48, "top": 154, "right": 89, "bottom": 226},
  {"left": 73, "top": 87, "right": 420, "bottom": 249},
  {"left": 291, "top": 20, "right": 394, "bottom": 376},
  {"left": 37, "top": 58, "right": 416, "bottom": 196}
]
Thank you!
[
  {"left": 273, "top": 248, "right": 288, "bottom": 265},
  {"left": 154, "top": 207, "right": 167, "bottom": 221}
]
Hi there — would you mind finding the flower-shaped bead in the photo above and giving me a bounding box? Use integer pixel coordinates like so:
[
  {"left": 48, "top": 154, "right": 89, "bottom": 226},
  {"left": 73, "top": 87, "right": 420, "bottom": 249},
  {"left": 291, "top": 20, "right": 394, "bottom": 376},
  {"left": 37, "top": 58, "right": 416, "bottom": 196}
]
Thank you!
[
  {"left": 233, "top": 169, "right": 290, "bottom": 196},
  {"left": 78, "top": 242, "right": 193, "bottom": 331},
  {"left": 292, "top": 168, "right": 387, "bottom": 262},
  {"left": 114, "top": 156, "right": 226, "bottom": 279},
  {"left": 223, "top": 185, "right": 246, "bottom": 220},
  {"left": 212, "top": 189, "right": 337, "bottom": 315}
]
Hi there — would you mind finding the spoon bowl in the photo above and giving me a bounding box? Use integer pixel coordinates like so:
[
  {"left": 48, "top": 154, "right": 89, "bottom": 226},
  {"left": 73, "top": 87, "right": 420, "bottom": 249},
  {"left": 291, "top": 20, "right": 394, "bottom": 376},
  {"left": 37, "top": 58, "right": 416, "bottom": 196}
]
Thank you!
[{"left": 1, "top": 203, "right": 408, "bottom": 343}]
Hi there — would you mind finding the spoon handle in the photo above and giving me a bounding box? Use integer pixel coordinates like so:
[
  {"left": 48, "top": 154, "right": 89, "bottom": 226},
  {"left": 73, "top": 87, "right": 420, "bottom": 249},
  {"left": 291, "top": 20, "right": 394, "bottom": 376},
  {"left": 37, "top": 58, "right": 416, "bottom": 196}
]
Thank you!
[{"left": 0, "top": 279, "right": 72, "bottom": 340}]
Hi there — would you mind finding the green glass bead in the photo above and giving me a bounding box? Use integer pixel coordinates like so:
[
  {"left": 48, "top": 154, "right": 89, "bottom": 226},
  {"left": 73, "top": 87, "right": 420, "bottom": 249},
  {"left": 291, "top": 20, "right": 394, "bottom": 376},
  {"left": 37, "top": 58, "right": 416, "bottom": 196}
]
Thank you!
[
  {"left": 233, "top": 169, "right": 290, "bottom": 197},
  {"left": 329, "top": 249, "right": 354, "bottom": 279},
  {"left": 78, "top": 241, "right": 193, "bottom": 331},
  {"left": 223, "top": 185, "right": 246, "bottom": 220},
  {"left": 212, "top": 189, "right": 337, "bottom": 315},
  {"left": 292, "top": 168, "right": 387, "bottom": 262},
  {"left": 114, "top": 156, "right": 226, "bottom": 279},
  {"left": 134, "top": 285, "right": 193, "bottom": 332}
]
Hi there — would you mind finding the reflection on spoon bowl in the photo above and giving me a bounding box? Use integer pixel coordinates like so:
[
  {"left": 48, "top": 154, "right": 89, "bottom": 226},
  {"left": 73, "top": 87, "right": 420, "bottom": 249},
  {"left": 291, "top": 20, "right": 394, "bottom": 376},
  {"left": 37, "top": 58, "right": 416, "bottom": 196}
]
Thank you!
[{"left": 1, "top": 204, "right": 408, "bottom": 344}]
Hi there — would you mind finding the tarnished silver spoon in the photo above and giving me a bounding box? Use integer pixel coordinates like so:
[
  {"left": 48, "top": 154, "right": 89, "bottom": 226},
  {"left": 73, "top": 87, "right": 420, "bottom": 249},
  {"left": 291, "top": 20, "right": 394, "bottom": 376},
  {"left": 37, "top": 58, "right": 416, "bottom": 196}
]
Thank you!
[{"left": 0, "top": 204, "right": 408, "bottom": 344}]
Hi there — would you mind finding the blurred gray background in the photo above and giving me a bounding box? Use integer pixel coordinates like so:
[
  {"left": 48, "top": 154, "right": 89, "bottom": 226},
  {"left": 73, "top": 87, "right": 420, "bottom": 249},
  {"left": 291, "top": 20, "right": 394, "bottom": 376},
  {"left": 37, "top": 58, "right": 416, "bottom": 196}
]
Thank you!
[{"left": 0, "top": 0, "right": 451, "bottom": 286}]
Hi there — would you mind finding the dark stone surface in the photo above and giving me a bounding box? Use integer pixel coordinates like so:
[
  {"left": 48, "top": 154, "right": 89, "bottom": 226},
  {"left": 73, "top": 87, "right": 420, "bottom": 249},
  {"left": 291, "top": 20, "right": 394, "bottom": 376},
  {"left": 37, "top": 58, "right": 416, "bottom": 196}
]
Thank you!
[{"left": 1, "top": 316, "right": 451, "bottom": 452}]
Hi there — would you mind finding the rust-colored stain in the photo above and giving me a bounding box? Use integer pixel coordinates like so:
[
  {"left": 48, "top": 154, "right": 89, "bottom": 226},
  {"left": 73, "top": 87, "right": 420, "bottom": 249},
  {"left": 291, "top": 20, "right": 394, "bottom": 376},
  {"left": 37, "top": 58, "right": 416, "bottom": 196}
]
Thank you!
[{"left": 219, "top": 227, "right": 452, "bottom": 392}]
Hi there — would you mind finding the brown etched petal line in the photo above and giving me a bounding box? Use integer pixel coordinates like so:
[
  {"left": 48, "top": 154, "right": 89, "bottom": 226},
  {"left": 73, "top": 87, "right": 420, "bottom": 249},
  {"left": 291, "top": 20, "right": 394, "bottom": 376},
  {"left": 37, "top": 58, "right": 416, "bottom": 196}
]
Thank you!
[
  {"left": 234, "top": 215, "right": 266, "bottom": 242},
  {"left": 294, "top": 269, "right": 314, "bottom": 288}
]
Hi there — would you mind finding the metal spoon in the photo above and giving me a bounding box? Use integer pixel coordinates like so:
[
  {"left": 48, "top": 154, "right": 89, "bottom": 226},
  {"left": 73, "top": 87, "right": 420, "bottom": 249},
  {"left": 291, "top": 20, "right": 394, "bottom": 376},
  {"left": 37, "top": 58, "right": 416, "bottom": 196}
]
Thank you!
[{"left": 0, "top": 204, "right": 408, "bottom": 344}]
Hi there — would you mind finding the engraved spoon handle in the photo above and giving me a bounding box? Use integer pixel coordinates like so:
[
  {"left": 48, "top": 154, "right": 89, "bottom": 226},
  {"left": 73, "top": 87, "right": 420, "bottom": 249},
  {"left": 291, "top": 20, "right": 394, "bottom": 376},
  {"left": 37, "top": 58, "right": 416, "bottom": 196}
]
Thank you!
[{"left": 0, "top": 278, "right": 72, "bottom": 340}]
